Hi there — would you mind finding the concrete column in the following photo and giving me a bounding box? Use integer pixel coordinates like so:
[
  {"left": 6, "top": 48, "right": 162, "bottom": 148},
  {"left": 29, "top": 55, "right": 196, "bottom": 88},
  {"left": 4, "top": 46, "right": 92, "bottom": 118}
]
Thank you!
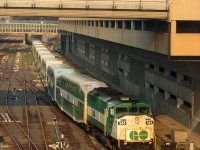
[
  {"left": 23, "top": 33, "right": 28, "bottom": 45},
  {"left": 95, "top": 46, "right": 102, "bottom": 69}
]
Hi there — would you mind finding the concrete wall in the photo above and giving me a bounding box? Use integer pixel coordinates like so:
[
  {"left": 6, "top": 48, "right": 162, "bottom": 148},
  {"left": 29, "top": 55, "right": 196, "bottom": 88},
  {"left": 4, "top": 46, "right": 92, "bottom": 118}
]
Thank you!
[
  {"left": 59, "top": 20, "right": 169, "bottom": 55},
  {"left": 62, "top": 33, "right": 200, "bottom": 134}
]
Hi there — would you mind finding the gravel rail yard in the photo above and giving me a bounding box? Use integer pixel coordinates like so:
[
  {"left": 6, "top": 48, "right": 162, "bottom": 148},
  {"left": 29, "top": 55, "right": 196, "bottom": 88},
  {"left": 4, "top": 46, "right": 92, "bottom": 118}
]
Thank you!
[{"left": 0, "top": 42, "right": 103, "bottom": 150}]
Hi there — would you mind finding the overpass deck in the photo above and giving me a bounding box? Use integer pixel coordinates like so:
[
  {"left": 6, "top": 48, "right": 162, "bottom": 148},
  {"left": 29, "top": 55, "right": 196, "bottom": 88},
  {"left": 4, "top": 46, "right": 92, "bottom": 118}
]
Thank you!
[
  {"left": 0, "top": 0, "right": 172, "bottom": 10},
  {"left": 0, "top": 0, "right": 172, "bottom": 19}
]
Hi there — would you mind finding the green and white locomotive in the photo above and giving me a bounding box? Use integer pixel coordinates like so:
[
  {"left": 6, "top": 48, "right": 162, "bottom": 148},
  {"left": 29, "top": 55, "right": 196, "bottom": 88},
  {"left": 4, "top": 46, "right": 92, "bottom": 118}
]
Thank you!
[{"left": 87, "top": 88, "right": 154, "bottom": 149}]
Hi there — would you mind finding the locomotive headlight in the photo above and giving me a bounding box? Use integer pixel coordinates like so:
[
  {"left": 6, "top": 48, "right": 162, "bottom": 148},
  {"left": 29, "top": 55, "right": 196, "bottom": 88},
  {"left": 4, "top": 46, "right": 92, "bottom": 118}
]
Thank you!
[{"left": 146, "top": 118, "right": 153, "bottom": 125}]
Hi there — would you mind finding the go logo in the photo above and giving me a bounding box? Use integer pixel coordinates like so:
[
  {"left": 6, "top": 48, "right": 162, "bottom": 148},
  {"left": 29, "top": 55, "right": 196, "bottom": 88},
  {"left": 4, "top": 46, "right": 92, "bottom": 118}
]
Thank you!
[{"left": 129, "top": 130, "right": 148, "bottom": 140}]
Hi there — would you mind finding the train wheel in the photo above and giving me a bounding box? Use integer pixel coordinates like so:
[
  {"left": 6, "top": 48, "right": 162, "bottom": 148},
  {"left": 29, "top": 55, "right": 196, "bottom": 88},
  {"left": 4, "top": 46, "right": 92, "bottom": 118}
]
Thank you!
[{"left": 112, "top": 143, "right": 118, "bottom": 150}]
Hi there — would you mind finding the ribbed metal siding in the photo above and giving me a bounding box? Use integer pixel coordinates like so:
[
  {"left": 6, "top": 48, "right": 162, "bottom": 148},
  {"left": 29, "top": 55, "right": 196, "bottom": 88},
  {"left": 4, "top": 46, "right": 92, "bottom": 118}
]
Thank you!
[{"left": 170, "top": 0, "right": 200, "bottom": 20}]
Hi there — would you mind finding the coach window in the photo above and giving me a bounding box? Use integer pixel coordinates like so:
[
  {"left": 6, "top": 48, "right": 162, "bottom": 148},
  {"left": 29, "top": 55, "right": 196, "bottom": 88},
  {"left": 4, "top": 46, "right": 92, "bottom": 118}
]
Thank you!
[
  {"left": 78, "top": 101, "right": 84, "bottom": 110},
  {"left": 92, "top": 110, "right": 95, "bottom": 117},
  {"left": 56, "top": 87, "right": 60, "bottom": 95}
]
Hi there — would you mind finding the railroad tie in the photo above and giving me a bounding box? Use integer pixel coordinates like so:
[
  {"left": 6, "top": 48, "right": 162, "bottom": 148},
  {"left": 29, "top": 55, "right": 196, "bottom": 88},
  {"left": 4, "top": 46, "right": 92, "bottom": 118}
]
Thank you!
[
  {"left": 1, "top": 113, "right": 7, "bottom": 122},
  {"left": 5, "top": 113, "right": 11, "bottom": 122}
]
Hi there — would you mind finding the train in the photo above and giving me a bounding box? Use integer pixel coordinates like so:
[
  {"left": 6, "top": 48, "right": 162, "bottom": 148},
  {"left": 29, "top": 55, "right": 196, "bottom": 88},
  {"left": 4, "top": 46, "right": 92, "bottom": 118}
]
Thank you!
[{"left": 32, "top": 40, "right": 155, "bottom": 149}]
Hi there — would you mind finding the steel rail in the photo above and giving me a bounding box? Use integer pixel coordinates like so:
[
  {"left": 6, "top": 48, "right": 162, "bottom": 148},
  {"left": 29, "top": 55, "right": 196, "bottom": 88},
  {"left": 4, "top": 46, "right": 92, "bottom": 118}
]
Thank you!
[
  {"left": 0, "top": 52, "right": 39, "bottom": 150},
  {"left": 21, "top": 52, "right": 31, "bottom": 150},
  {"left": 25, "top": 52, "right": 49, "bottom": 150},
  {"left": 0, "top": 53, "right": 23, "bottom": 150}
]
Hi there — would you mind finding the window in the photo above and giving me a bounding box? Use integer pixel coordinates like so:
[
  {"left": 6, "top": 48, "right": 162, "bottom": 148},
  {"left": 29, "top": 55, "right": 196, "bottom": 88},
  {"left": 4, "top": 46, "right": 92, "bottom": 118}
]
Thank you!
[
  {"left": 116, "top": 108, "right": 127, "bottom": 114},
  {"left": 105, "top": 21, "right": 109, "bottom": 28},
  {"left": 149, "top": 84, "right": 154, "bottom": 90},
  {"left": 91, "top": 21, "right": 94, "bottom": 27},
  {"left": 183, "top": 101, "right": 191, "bottom": 108},
  {"left": 139, "top": 107, "right": 149, "bottom": 114},
  {"left": 170, "top": 71, "right": 177, "bottom": 78},
  {"left": 159, "top": 67, "right": 165, "bottom": 73},
  {"left": 156, "top": 21, "right": 168, "bottom": 33},
  {"left": 78, "top": 101, "right": 84, "bottom": 110},
  {"left": 92, "top": 110, "right": 95, "bottom": 117},
  {"left": 99, "top": 21, "right": 103, "bottom": 27},
  {"left": 56, "top": 87, "right": 60, "bottom": 95},
  {"left": 96, "top": 21, "right": 98, "bottom": 27},
  {"left": 110, "top": 108, "right": 114, "bottom": 116},
  {"left": 170, "top": 94, "right": 176, "bottom": 101},
  {"left": 135, "top": 21, "right": 142, "bottom": 30},
  {"left": 177, "top": 21, "right": 200, "bottom": 33},
  {"left": 144, "top": 21, "right": 155, "bottom": 31},
  {"left": 130, "top": 107, "right": 137, "bottom": 113},
  {"left": 149, "top": 64, "right": 154, "bottom": 69},
  {"left": 159, "top": 88, "right": 164, "bottom": 94},
  {"left": 125, "top": 20, "right": 131, "bottom": 30},
  {"left": 183, "top": 75, "right": 192, "bottom": 83},
  {"left": 111, "top": 21, "right": 115, "bottom": 28},
  {"left": 117, "top": 21, "right": 122, "bottom": 29}
]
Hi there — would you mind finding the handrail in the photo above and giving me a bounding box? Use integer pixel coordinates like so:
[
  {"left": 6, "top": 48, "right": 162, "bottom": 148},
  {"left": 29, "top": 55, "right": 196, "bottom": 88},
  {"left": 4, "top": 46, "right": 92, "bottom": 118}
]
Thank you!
[{"left": 0, "top": 0, "right": 172, "bottom": 11}]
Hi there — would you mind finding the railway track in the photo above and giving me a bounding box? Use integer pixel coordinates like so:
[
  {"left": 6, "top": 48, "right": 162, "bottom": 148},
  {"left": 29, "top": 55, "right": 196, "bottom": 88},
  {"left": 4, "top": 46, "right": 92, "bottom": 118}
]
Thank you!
[
  {"left": 0, "top": 52, "right": 38, "bottom": 149},
  {"left": 0, "top": 43, "right": 103, "bottom": 150},
  {"left": 28, "top": 59, "right": 97, "bottom": 150},
  {"left": 18, "top": 52, "right": 48, "bottom": 149}
]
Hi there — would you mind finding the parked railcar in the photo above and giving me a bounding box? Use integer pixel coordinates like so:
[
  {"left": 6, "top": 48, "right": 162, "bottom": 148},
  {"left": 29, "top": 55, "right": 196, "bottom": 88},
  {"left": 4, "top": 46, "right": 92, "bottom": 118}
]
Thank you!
[
  {"left": 40, "top": 57, "right": 63, "bottom": 86},
  {"left": 32, "top": 42, "right": 47, "bottom": 58},
  {"left": 33, "top": 46, "right": 47, "bottom": 59},
  {"left": 56, "top": 73, "right": 107, "bottom": 123},
  {"left": 47, "top": 64, "right": 74, "bottom": 101},
  {"left": 36, "top": 51, "right": 52, "bottom": 70},
  {"left": 87, "top": 87, "right": 154, "bottom": 149},
  {"left": 39, "top": 52, "right": 55, "bottom": 61}
]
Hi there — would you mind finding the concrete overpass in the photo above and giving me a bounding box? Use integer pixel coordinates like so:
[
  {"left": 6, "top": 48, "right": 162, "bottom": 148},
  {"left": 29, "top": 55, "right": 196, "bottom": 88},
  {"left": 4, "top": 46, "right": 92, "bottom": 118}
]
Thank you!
[
  {"left": 0, "top": 0, "right": 170, "bottom": 19},
  {"left": 0, "top": 21, "right": 58, "bottom": 34},
  {"left": 0, "top": 0, "right": 170, "bottom": 10}
]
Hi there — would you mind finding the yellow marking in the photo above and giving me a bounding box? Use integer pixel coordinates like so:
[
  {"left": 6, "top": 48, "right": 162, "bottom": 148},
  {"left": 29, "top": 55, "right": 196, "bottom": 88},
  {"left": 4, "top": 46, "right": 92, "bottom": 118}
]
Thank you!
[
  {"left": 104, "top": 109, "right": 107, "bottom": 136},
  {"left": 154, "top": 133, "right": 157, "bottom": 149},
  {"left": 118, "top": 140, "right": 120, "bottom": 149}
]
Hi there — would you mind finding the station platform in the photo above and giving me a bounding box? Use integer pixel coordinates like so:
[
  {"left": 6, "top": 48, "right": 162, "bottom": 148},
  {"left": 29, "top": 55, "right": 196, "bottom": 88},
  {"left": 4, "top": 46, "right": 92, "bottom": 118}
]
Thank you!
[{"left": 154, "top": 115, "right": 200, "bottom": 149}]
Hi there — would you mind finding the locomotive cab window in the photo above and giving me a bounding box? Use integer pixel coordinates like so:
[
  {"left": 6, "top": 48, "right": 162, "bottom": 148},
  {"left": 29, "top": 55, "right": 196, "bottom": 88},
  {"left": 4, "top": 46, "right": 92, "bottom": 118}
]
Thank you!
[
  {"left": 130, "top": 107, "right": 138, "bottom": 113},
  {"left": 116, "top": 107, "right": 128, "bottom": 114},
  {"left": 110, "top": 108, "right": 114, "bottom": 116},
  {"left": 139, "top": 107, "right": 149, "bottom": 114}
]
